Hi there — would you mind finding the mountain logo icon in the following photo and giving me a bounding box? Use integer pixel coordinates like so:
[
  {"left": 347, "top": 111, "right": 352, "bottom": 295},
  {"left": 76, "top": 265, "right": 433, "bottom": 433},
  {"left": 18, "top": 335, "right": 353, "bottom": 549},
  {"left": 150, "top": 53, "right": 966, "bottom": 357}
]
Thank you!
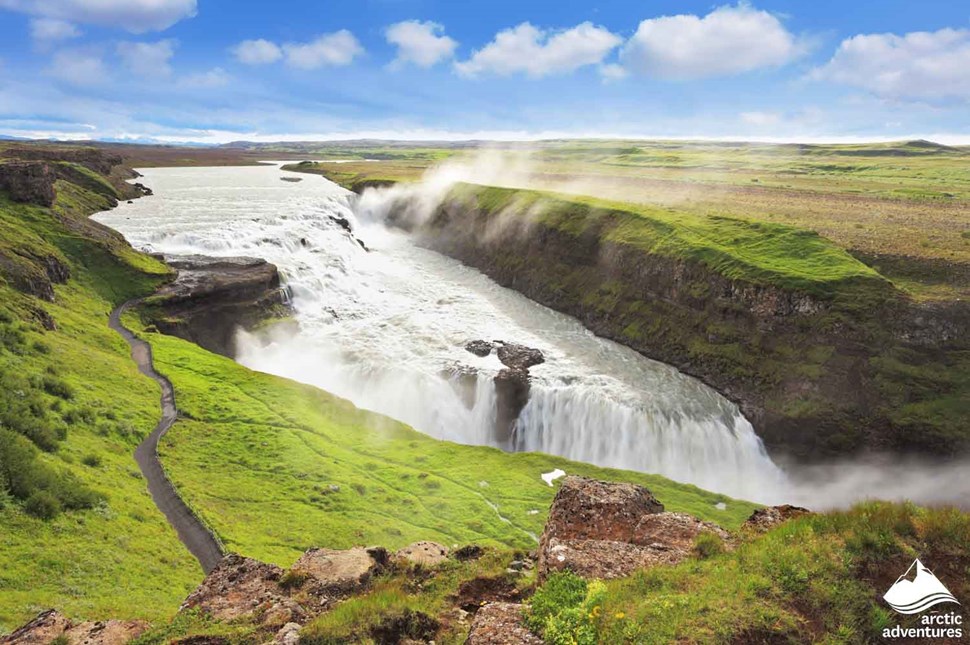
[{"left": 883, "top": 559, "right": 960, "bottom": 615}]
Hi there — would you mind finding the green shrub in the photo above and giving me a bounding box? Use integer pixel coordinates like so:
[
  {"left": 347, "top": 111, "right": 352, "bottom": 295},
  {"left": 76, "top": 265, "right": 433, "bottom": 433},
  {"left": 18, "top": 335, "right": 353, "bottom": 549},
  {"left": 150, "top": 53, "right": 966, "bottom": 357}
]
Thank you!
[
  {"left": 525, "top": 573, "right": 606, "bottom": 643},
  {"left": 82, "top": 454, "right": 102, "bottom": 468},
  {"left": 42, "top": 375, "right": 75, "bottom": 400},
  {"left": 25, "top": 490, "right": 61, "bottom": 519},
  {"left": 693, "top": 531, "right": 726, "bottom": 559},
  {"left": 278, "top": 570, "right": 309, "bottom": 591}
]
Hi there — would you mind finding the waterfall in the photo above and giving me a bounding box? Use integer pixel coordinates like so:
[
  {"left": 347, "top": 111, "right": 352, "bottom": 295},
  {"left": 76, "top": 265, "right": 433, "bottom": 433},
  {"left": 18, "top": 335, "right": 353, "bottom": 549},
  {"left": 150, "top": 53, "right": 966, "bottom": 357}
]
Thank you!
[{"left": 93, "top": 163, "right": 788, "bottom": 504}]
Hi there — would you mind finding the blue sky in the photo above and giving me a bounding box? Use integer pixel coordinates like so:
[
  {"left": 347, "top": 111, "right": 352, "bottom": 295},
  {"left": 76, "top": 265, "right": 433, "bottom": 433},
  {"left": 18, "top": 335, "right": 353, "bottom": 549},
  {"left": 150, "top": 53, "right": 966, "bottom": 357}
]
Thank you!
[{"left": 0, "top": 0, "right": 968, "bottom": 143}]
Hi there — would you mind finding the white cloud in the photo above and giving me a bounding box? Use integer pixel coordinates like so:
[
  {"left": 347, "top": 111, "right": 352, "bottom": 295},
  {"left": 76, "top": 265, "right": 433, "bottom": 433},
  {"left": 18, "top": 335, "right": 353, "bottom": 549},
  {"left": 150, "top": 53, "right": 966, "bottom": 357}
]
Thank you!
[
  {"left": 46, "top": 50, "right": 108, "bottom": 86},
  {"left": 283, "top": 30, "right": 364, "bottom": 70},
  {"left": 0, "top": 0, "right": 196, "bottom": 33},
  {"left": 232, "top": 39, "right": 283, "bottom": 65},
  {"left": 811, "top": 28, "right": 970, "bottom": 102},
  {"left": 179, "top": 67, "right": 230, "bottom": 89},
  {"left": 385, "top": 20, "right": 457, "bottom": 69},
  {"left": 455, "top": 22, "right": 622, "bottom": 78},
  {"left": 117, "top": 39, "right": 176, "bottom": 77},
  {"left": 30, "top": 18, "right": 80, "bottom": 45},
  {"left": 621, "top": 3, "right": 802, "bottom": 79}
]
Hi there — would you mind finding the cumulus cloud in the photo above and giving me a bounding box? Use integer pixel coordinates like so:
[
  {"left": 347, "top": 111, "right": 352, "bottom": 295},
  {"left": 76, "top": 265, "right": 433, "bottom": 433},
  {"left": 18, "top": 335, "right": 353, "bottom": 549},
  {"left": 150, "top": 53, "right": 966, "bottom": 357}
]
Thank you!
[
  {"left": 46, "top": 50, "right": 108, "bottom": 86},
  {"left": 283, "top": 30, "right": 364, "bottom": 70},
  {"left": 0, "top": 0, "right": 196, "bottom": 33},
  {"left": 30, "top": 18, "right": 80, "bottom": 46},
  {"left": 811, "top": 28, "right": 970, "bottom": 102},
  {"left": 599, "top": 63, "right": 628, "bottom": 82},
  {"left": 232, "top": 39, "right": 283, "bottom": 65},
  {"left": 621, "top": 3, "right": 803, "bottom": 79},
  {"left": 455, "top": 22, "right": 621, "bottom": 78},
  {"left": 385, "top": 20, "right": 457, "bottom": 68},
  {"left": 117, "top": 39, "right": 176, "bottom": 77}
]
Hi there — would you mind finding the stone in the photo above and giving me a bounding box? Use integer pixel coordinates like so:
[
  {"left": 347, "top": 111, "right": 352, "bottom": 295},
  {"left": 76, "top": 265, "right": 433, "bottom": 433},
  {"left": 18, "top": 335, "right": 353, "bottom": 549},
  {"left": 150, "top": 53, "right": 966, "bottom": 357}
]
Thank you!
[
  {"left": 180, "top": 553, "right": 297, "bottom": 624},
  {"left": 743, "top": 505, "right": 811, "bottom": 532},
  {"left": 466, "top": 603, "right": 542, "bottom": 645},
  {"left": 394, "top": 541, "right": 449, "bottom": 568},
  {"left": 537, "top": 476, "right": 729, "bottom": 580},
  {"left": 289, "top": 546, "right": 387, "bottom": 596},
  {"left": 0, "top": 609, "right": 149, "bottom": 645}
]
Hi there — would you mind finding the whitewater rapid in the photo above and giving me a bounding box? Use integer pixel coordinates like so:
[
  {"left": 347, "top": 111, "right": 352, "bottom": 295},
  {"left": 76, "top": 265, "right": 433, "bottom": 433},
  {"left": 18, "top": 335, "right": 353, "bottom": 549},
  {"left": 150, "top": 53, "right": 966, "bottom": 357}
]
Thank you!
[{"left": 94, "top": 163, "right": 787, "bottom": 502}]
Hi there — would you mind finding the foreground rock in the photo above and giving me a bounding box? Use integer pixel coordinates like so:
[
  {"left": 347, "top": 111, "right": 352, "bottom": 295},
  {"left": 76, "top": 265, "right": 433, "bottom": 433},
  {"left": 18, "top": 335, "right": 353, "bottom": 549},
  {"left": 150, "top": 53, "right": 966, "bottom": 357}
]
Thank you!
[
  {"left": 290, "top": 546, "right": 388, "bottom": 595},
  {"left": 148, "top": 255, "right": 288, "bottom": 357},
  {"left": 464, "top": 340, "right": 545, "bottom": 445},
  {"left": 466, "top": 603, "right": 542, "bottom": 645},
  {"left": 180, "top": 554, "right": 302, "bottom": 625},
  {"left": 743, "top": 504, "right": 811, "bottom": 532},
  {"left": 0, "top": 609, "right": 148, "bottom": 645},
  {"left": 537, "top": 476, "right": 729, "bottom": 580}
]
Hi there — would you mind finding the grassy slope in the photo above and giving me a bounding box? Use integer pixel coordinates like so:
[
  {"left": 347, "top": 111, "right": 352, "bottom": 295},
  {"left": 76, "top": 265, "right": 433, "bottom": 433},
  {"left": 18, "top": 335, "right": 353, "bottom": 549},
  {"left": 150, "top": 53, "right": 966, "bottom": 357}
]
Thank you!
[
  {"left": 135, "top": 321, "right": 757, "bottom": 567},
  {"left": 528, "top": 502, "right": 970, "bottom": 644},
  {"left": 287, "top": 139, "right": 970, "bottom": 299},
  {"left": 0, "top": 192, "right": 201, "bottom": 632}
]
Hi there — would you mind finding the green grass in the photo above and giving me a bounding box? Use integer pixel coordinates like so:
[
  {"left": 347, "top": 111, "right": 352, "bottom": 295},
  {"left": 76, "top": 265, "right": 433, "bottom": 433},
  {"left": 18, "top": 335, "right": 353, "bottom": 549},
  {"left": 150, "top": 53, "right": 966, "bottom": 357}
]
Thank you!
[
  {"left": 0, "top": 201, "right": 198, "bottom": 632},
  {"left": 459, "top": 184, "right": 888, "bottom": 297},
  {"left": 528, "top": 501, "right": 970, "bottom": 644},
  {"left": 136, "top": 321, "right": 757, "bottom": 567}
]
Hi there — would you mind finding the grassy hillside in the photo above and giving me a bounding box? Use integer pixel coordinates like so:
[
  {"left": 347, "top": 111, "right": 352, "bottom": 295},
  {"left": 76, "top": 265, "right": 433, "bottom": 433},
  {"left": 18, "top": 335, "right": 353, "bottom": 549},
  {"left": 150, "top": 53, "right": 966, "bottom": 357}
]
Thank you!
[
  {"left": 133, "top": 318, "right": 756, "bottom": 566},
  {"left": 0, "top": 188, "right": 200, "bottom": 631},
  {"left": 522, "top": 501, "right": 970, "bottom": 644}
]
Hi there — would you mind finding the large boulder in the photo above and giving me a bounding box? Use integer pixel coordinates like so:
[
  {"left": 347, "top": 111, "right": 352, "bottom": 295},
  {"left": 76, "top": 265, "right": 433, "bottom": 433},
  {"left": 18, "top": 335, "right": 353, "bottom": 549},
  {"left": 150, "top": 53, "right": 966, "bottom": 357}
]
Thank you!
[
  {"left": 537, "top": 477, "right": 729, "bottom": 580},
  {"left": 180, "top": 554, "right": 302, "bottom": 625},
  {"left": 394, "top": 541, "right": 449, "bottom": 568},
  {"left": 289, "top": 546, "right": 388, "bottom": 596},
  {"left": 466, "top": 603, "right": 542, "bottom": 645},
  {"left": 1, "top": 609, "right": 149, "bottom": 645}
]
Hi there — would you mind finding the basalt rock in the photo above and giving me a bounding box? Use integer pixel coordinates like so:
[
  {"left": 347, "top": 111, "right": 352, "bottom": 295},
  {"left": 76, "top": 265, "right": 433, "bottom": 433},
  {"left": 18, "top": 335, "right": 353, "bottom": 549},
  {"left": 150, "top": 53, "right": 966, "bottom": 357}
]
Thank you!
[
  {"left": 0, "top": 161, "right": 57, "bottom": 206},
  {"left": 463, "top": 340, "right": 545, "bottom": 445},
  {"left": 0, "top": 609, "right": 149, "bottom": 645},
  {"left": 147, "top": 255, "right": 288, "bottom": 358},
  {"left": 537, "top": 476, "right": 729, "bottom": 580}
]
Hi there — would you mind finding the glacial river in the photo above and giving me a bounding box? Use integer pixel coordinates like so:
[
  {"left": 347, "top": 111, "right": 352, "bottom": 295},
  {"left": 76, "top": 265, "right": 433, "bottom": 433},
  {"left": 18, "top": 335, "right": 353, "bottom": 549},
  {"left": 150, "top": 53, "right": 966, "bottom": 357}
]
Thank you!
[{"left": 94, "top": 162, "right": 788, "bottom": 502}]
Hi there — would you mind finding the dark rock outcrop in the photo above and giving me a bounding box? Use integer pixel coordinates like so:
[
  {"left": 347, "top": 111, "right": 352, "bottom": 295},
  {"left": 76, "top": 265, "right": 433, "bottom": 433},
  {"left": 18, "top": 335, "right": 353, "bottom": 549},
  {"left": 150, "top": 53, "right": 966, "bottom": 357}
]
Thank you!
[
  {"left": 537, "top": 476, "right": 729, "bottom": 580},
  {"left": 463, "top": 340, "right": 545, "bottom": 445},
  {"left": 0, "top": 161, "right": 57, "bottom": 206},
  {"left": 147, "top": 255, "right": 288, "bottom": 357},
  {"left": 180, "top": 554, "right": 297, "bottom": 624}
]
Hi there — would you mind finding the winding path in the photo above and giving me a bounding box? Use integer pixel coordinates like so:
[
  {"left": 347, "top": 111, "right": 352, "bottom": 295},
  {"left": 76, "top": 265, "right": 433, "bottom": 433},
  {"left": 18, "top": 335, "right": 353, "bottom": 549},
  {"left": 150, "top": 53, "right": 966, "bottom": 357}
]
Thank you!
[{"left": 109, "top": 300, "right": 224, "bottom": 574}]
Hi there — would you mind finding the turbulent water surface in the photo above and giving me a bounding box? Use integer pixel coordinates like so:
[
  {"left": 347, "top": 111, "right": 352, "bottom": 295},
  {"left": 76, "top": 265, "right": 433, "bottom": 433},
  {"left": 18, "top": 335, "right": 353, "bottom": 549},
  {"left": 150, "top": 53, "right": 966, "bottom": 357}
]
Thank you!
[{"left": 96, "top": 163, "right": 790, "bottom": 502}]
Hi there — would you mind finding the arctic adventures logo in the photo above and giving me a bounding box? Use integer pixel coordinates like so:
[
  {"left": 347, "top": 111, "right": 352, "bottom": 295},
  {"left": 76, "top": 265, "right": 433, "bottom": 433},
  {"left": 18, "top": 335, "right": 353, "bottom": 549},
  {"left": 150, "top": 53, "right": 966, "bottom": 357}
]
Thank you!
[{"left": 882, "top": 559, "right": 963, "bottom": 640}]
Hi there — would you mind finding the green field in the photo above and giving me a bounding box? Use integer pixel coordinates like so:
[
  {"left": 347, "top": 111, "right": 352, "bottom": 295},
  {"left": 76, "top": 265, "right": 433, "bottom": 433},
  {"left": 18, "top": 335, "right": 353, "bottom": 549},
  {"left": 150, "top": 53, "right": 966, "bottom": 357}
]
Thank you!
[{"left": 286, "top": 138, "right": 970, "bottom": 299}]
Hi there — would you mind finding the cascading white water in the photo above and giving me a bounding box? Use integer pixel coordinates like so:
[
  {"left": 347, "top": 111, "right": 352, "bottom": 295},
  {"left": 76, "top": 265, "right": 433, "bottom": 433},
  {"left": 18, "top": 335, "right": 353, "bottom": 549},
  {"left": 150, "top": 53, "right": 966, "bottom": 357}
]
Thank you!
[{"left": 94, "top": 162, "right": 788, "bottom": 503}]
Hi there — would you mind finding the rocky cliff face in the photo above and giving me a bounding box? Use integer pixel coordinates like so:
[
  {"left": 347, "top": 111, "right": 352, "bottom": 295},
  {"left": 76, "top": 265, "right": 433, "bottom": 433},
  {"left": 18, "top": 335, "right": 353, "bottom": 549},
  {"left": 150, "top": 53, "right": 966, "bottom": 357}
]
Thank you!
[
  {"left": 376, "top": 188, "right": 969, "bottom": 462},
  {"left": 145, "top": 255, "right": 289, "bottom": 358},
  {"left": 0, "top": 161, "right": 57, "bottom": 206}
]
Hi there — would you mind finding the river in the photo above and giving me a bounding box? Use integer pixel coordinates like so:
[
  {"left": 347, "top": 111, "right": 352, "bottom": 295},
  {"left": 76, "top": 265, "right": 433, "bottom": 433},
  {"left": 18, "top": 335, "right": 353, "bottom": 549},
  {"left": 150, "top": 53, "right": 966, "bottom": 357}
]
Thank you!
[{"left": 94, "top": 162, "right": 789, "bottom": 503}]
